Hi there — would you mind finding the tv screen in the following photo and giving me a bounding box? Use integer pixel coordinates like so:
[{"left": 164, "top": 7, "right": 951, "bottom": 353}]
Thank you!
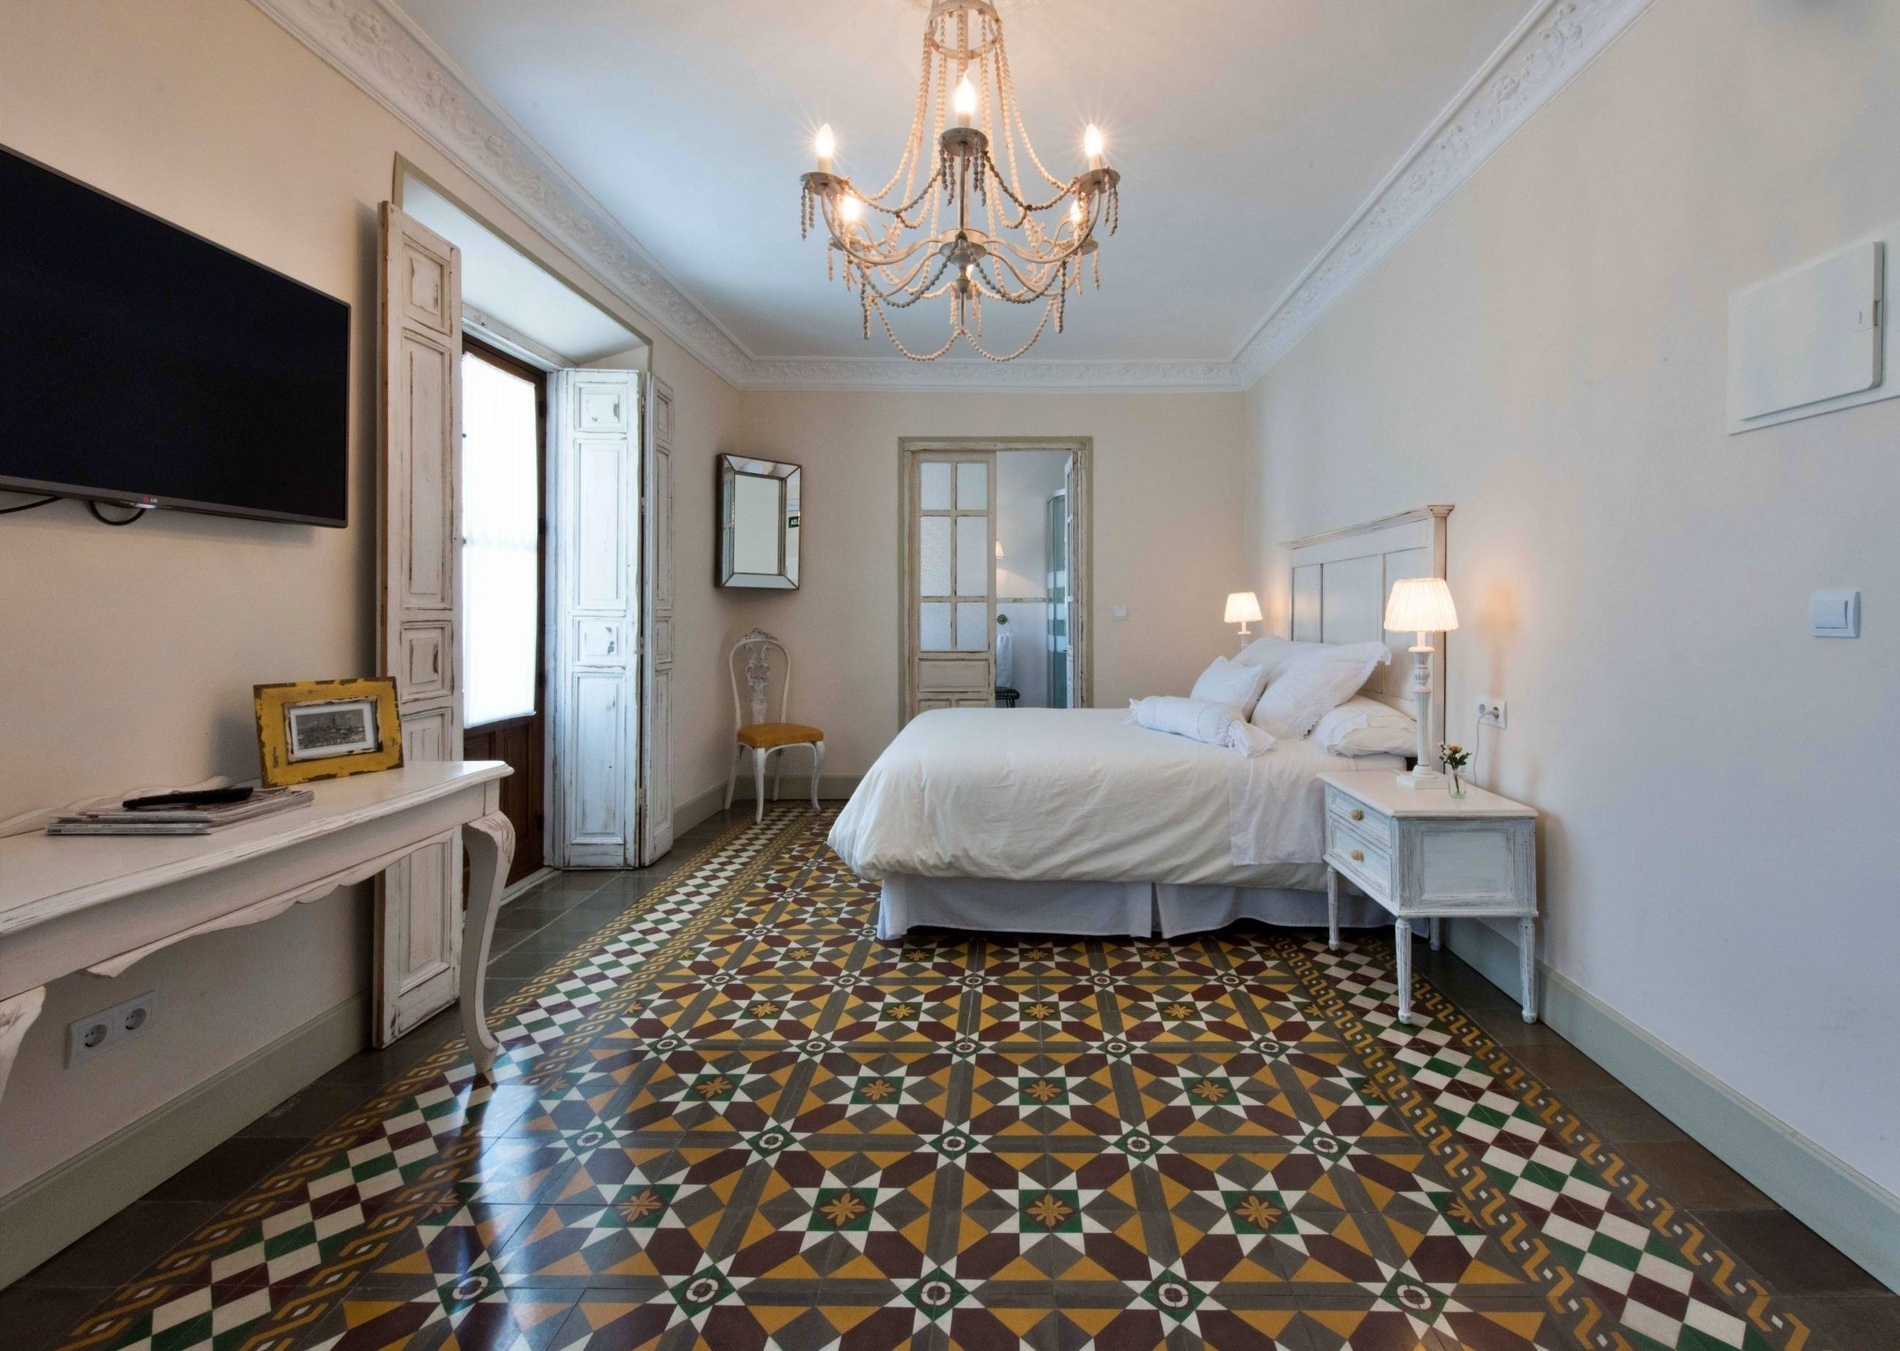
[{"left": 0, "top": 144, "right": 350, "bottom": 526}]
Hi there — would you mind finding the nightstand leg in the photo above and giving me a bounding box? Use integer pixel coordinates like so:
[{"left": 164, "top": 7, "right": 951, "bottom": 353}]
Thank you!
[
  {"left": 1428, "top": 917, "right": 1442, "bottom": 951},
  {"left": 1394, "top": 918, "right": 1413, "bottom": 1025},
  {"left": 1518, "top": 916, "right": 1538, "bottom": 1023},
  {"left": 1326, "top": 868, "right": 1340, "bottom": 951}
]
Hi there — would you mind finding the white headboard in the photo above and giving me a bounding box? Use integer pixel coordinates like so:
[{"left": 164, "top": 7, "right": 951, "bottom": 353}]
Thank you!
[{"left": 1282, "top": 505, "right": 1452, "bottom": 734}]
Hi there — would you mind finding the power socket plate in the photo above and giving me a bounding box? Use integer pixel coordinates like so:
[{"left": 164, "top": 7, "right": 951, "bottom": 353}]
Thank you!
[
  {"left": 1477, "top": 699, "right": 1509, "bottom": 729},
  {"left": 67, "top": 991, "right": 156, "bottom": 1067}
]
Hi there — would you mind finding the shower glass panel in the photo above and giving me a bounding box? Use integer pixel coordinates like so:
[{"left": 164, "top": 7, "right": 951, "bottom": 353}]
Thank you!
[{"left": 1047, "top": 489, "right": 1070, "bottom": 708}]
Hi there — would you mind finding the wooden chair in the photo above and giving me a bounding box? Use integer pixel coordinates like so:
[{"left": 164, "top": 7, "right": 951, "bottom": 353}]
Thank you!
[{"left": 726, "top": 628, "right": 825, "bottom": 823}]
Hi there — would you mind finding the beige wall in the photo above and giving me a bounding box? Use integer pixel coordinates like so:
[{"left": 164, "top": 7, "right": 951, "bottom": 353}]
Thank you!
[
  {"left": 0, "top": 0, "right": 738, "bottom": 1198},
  {"left": 721, "top": 391, "right": 1247, "bottom": 784},
  {"left": 1244, "top": 0, "right": 1900, "bottom": 1193}
]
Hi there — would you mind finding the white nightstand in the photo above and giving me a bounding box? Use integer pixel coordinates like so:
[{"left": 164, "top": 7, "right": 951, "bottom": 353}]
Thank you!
[{"left": 1319, "top": 771, "right": 1539, "bottom": 1025}]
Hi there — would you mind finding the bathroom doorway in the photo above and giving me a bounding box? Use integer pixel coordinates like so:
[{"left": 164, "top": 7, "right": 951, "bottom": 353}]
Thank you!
[{"left": 898, "top": 437, "right": 1091, "bottom": 722}]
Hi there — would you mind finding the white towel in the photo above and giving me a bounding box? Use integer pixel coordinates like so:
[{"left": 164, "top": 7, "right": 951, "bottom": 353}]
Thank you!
[
  {"left": 995, "top": 624, "right": 1015, "bottom": 688},
  {"left": 1127, "top": 696, "right": 1276, "bottom": 757}
]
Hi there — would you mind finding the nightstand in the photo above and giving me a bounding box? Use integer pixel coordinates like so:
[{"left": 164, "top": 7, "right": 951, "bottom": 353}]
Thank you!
[{"left": 1319, "top": 771, "right": 1539, "bottom": 1025}]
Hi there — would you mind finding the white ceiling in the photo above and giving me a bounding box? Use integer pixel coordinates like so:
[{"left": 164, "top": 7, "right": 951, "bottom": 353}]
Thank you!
[{"left": 389, "top": 0, "right": 1535, "bottom": 368}]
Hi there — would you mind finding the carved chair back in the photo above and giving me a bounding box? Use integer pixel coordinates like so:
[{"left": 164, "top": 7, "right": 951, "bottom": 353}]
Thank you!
[{"left": 728, "top": 628, "right": 792, "bottom": 731}]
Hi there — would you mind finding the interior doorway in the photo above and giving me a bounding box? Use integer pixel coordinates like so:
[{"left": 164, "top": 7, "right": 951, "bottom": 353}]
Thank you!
[
  {"left": 460, "top": 337, "right": 547, "bottom": 885},
  {"left": 898, "top": 438, "right": 1091, "bottom": 722}
]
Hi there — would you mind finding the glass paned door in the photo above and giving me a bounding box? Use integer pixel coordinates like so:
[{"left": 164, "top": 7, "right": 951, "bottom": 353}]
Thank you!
[{"left": 908, "top": 450, "right": 995, "bottom": 718}]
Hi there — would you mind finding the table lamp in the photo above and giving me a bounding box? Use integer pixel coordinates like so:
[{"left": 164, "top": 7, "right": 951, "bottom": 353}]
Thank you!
[
  {"left": 1383, "top": 577, "right": 1459, "bottom": 789},
  {"left": 1224, "top": 591, "right": 1263, "bottom": 650}
]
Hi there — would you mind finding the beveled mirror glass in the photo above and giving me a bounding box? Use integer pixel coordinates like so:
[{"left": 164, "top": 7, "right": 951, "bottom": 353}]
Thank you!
[{"left": 718, "top": 454, "right": 801, "bottom": 589}]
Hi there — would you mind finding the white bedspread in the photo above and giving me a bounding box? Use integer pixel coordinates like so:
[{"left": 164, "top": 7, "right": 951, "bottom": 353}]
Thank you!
[{"left": 828, "top": 708, "right": 1399, "bottom": 887}]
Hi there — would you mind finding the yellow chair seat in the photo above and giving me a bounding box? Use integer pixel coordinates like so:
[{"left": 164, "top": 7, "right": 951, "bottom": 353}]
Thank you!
[{"left": 738, "top": 722, "right": 824, "bottom": 750}]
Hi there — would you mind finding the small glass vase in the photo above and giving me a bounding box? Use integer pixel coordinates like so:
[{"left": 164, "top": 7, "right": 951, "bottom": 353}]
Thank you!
[{"left": 1448, "top": 770, "right": 1467, "bottom": 800}]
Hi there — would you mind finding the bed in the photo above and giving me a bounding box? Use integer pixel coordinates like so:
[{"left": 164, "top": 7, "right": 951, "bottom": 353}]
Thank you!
[{"left": 829, "top": 505, "right": 1453, "bottom": 941}]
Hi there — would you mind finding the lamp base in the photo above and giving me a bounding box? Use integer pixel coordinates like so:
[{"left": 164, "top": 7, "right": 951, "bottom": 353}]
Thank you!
[{"left": 1394, "top": 766, "right": 1448, "bottom": 790}]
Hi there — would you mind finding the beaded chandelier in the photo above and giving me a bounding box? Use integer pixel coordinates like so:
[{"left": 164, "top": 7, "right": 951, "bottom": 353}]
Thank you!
[{"left": 798, "top": 0, "right": 1121, "bottom": 362}]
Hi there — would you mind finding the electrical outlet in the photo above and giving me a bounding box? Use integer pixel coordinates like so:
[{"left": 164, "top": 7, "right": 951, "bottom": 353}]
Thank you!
[
  {"left": 66, "top": 991, "right": 156, "bottom": 1067},
  {"left": 1476, "top": 699, "right": 1508, "bottom": 729}
]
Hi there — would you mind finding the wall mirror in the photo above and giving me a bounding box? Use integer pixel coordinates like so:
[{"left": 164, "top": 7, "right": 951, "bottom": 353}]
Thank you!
[{"left": 718, "top": 454, "right": 801, "bottom": 589}]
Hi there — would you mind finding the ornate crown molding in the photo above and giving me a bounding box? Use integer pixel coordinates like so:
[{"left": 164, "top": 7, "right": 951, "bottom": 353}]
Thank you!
[
  {"left": 251, "top": 0, "right": 754, "bottom": 384},
  {"left": 253, "top": 0, "right": 1653, "bottom": 393},
  {"left": 1229, "top": 0, "right": 1657, "bottom": 386}
]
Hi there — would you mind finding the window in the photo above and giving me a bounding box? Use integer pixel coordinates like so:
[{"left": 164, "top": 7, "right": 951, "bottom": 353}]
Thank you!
[{"left": 461, "top": 350, "right": 541, "bottom": 727}]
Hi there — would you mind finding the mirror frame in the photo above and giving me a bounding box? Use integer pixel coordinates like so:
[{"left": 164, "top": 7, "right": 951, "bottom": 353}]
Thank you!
[{"left": 718, "top": 453, "right": 801, "bottom": 590}]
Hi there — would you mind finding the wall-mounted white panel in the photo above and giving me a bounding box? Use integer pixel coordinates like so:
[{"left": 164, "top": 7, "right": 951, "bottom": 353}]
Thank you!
[{"left": 1730, "top": 232, "right": 1894, "bottom": 433}]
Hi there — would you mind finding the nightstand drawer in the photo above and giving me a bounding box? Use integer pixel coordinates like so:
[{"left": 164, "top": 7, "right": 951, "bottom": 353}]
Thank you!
[
  {"left": 1325, "top": 814, "right": 1392, "bottom": 901},
  {"left": 1325, "top": 786, "right": 1393, "bottom": 848}
]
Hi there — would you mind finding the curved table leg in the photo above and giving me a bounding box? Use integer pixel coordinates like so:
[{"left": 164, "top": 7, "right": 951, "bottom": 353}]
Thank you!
[
  {"left": 0, "top": 987, "right": 47, "bottom": 1105},
  {"left": 460, "top": 813, "right": 516, "bottom": 1080}
]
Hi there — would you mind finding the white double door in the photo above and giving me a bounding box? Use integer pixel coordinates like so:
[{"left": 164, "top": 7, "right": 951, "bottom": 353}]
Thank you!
[{"left": 907, "top": 451, "right": 996, "bottom": 719}]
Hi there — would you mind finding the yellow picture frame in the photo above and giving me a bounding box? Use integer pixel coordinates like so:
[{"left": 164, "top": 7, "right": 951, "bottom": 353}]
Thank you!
[{"left": 254, "top": 677, "right": 404, "bottom": 787}]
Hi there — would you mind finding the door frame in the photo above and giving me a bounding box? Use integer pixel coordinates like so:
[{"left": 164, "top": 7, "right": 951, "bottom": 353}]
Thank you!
[{"left": 896, "top": 437, "right": 1093, "bottom": 723}]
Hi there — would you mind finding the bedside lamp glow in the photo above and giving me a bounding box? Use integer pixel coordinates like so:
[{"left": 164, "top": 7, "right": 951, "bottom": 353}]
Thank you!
[
  {"left": 1383, "top": 577, "right": 1459, "bottom": 790},
  {"left": 1224, "top": 591, "right": 1263, "bottom": 649}
]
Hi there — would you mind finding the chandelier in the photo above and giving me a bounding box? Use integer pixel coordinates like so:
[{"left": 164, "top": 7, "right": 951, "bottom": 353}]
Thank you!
[{"left": 798, "top": 0, "right": 1121, "bottom": 362}]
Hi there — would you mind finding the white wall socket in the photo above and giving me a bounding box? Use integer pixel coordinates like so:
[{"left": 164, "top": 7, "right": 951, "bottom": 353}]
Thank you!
[
  {"left": 66, "top": 991, "right": 156, "bottom": 1068},
  {"left": 1477, "top": 699, "right": 1509, "bottom": 729}
]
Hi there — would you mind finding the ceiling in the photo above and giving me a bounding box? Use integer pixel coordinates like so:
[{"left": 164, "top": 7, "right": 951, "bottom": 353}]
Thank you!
[{"left": 388, "top": 0, "right": 1537, "bottom": 370}]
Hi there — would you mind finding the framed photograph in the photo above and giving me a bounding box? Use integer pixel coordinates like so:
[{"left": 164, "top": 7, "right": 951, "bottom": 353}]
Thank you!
[{"left": 254, "top": 677, "right": 403, "bottom": 787}]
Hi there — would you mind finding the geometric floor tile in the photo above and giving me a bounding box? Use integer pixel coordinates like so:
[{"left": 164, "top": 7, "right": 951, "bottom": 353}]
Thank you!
[{"left": 45, "top": 807, "right": 1840, "bottom": 1351}]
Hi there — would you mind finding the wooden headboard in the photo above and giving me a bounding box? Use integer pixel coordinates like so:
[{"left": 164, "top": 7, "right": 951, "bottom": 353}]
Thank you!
[{"left": 1282, "top": 505, "right": 1452, "bottom": 734}]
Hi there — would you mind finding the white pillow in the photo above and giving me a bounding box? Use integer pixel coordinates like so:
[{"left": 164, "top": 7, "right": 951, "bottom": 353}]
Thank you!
[
  {"left": 1128, "top": 696, "right": 1276, "bottom": 757},
  {"left": 1189, "top": 656, "right": 1271, "bottom": 717},
  {"left": 1249, "top": 642, "right": 1391, "bottom": 740},
  {"left": 1313, "top": 695, "right": 1417, "bottom": 757},
  {"left": 1234, "top": 635, "right": 1326, "bottom": 678}
]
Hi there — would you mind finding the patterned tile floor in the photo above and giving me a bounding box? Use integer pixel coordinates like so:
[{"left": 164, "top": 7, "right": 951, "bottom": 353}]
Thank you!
[{"left": 4, "top": 805, "right": 1894, "bottom": 1350}]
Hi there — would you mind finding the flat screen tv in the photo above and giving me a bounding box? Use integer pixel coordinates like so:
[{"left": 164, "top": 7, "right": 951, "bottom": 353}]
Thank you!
[{"left": 0, "top": 144, "right": 350, "bottom": 526}]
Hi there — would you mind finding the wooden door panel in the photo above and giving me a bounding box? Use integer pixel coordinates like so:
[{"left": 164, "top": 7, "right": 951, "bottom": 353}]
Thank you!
[{"left": 376, "top": 203, "right": 463, "bottom": 1047}]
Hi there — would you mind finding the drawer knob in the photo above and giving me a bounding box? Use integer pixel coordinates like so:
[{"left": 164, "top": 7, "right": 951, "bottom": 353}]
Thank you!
[
  {"left": 1350, "top": 849, "right": 1364, "bottom": 862},
  {"left": 1350, "top": 809, "right": 1364, "bottom": 821}
]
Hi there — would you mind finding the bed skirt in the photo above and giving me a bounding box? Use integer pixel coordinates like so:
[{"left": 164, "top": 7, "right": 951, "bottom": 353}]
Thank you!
[{"left": 876, "top": 873, "right": 1390, "bottom": 942}]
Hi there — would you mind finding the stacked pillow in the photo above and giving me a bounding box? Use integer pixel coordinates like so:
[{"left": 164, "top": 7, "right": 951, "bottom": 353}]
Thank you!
[
  {"left": 1246, "top": 641, "right": 1391, "bottom": 740},
  {"left": 1188, "top": 655, "right": 1271, "bottom": 717},
  {"left": 1312, "top": 694, "right": 1417, "bottom": 757}
]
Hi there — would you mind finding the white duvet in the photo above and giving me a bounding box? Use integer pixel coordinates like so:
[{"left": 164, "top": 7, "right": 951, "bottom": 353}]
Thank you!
[{"left": 828, "top": 708, "right": 1399, "bottom": 887}]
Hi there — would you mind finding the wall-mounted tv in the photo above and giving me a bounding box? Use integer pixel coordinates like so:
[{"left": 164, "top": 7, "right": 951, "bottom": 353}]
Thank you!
[{"left": 0, "top": 144, "right": 350, "bottom": 526}]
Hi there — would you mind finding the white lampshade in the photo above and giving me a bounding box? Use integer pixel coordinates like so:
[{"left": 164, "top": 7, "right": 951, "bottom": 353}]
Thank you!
[
  {"left": 1223, "top": 591, "right": 1263, "bottom": 625},
  {"left": 1383, "top": 577, "right": 1459, "bottom": 633}
]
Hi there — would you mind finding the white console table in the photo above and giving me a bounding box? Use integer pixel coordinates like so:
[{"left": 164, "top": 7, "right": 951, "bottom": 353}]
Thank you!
[{"left": 0, "top": 762, "right": 515, "bottom": 1107}]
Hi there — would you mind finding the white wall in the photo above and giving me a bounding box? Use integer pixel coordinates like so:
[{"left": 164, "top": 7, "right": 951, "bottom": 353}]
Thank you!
[
  {"left": 1244, "top": 0, "right": 1900, "bottom": 1196},
  {"left": 0, "top": 0, "right": 740, "bottom": 1203},
  {"left": 723, "top": 391, "right": 1247, "bottom": 779}
]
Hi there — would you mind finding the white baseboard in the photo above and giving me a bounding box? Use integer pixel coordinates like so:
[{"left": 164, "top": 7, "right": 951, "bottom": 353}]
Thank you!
[
  {"left": 0, "top": 993, "right": 367, "bottom": 1288},
  {"left": 675, "top": 775, "right": 862, "bottom": 834},
  {"left": 1450, "top": 920, "right": 1900, "bottom": 1294}
]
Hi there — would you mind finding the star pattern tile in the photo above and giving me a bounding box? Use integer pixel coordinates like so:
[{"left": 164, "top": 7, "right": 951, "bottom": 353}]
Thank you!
[{"left": 46, "top": 807, "right": 1835, "bottom": 1351}]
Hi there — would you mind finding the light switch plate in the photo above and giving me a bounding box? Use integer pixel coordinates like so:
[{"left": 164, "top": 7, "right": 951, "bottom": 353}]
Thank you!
[{"left": 1810, "top": 589, "right": 1860, "bottom": 638}]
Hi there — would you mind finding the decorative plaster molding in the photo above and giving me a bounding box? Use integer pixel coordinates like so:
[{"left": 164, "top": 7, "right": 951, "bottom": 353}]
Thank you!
[
  {"left": 252, "top": 0, "right": 754, "bottom": 384},
  {"left": 1230, "top": 0, "right": 1657, "bottom": 386},
  {"left": 253, "top": 0, "right": 1653, "bottom": 393}
]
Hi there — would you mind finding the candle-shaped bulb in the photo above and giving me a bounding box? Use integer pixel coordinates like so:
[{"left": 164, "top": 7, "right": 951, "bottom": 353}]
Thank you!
[
  {"left": 1070, "top": 199, "right": 1084, "bottom": 226},
  {"left": 839, "top": 193, "right": 862, "bottom": 223},
  {"left": 954, "top": 73, "right": 978, "bottom": 125},
  {"left": 1083, "top": 123, "right": 1105, "bottom": 167},
  {"left": 814, "top": 123, "right": 836, "bottom": 173}
]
